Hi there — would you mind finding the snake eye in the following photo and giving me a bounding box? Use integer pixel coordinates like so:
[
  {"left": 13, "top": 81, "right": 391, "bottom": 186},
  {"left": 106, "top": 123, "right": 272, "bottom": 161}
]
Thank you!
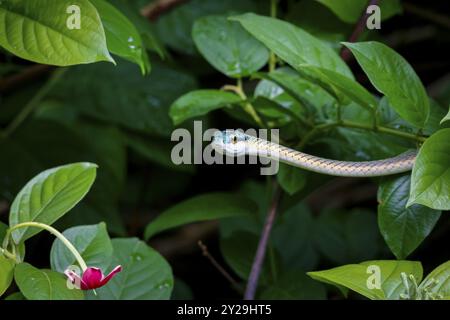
[{"left": 231, "top": 135, "right": 237, "bottom": 144}]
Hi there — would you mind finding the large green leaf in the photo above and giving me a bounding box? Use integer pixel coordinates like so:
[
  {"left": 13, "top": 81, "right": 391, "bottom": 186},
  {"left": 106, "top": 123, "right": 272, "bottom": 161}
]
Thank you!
[
  {"left": 89, "top": 238, "right": 173, "bottom": 300},
  {"left": 9, "top": 163, "right": 97, "bottom": 244},
  {"left": 298, "top": 64, "right": 377, "bottom": 111},
  {"left": 0, "top": 254, "right": 15, "bottom": 297},
  {"left": 90, "top": 0, "right": 150, "bottom": 74},
  {"left": 169, "top": 90, "right": 242, "bottom": 125},
  {"left": 419, "top": 261, "right": 450, "bottom": 299},
  {"left": 193, "top": 15, "right": 269, "bottom": 77},
  {"left": 378, "top": 175, "right": 441, "bottom": 259},
  {"left": 259, "top": 271, "right": 326, "bottom": 300},
  {"left": 255, "top": 67, "right": 335, "bottom": 114},
  {"left": 14, "top": 263, "right": 84, "bottom": 300},
  {"left": 343, "top": 42, "right": 429, "bottom": 127},
  {"left": 408, "top": 129, "right": 450, "bottom": 210},
  {"left": 155, "top": 0, "right": 258, "bottom": 55},
  {"left": 308, "top": 260, "right": 423, "bottom": 300},
  {"left": 108, "top": 0, "right": 165, "bottom": 58},
  {"left": 231, "top": 13, "right": 352, "bottom": 78},
  {"left": 48, "top": 60, "right": 197, "bottom": 137},
  {"left": 315, "top": 0, "right": 402, "bottom": 24},
  {"left": 0, "top": 0, "right": 113, "bottom": 66},
  {"left": 50, "top": 223, "right": 113, "bottom": 273},
  {"left": 145, "top": 193, "right": 256, "bottom": 239}
]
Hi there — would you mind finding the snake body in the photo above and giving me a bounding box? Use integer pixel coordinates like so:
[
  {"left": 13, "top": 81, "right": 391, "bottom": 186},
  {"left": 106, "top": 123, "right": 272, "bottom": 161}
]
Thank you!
[{"left": 211, "top": 130, "right": 417, "bottom": 177}]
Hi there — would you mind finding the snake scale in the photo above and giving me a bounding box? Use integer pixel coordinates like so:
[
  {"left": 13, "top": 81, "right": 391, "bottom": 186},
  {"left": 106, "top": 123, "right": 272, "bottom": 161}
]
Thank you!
[{"left": 211, "top": 130, "right": 417, "bottom": 177}]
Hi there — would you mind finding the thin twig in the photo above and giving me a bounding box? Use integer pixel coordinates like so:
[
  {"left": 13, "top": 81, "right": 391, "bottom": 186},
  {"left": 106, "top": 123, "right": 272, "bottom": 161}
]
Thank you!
[
  {"left": 141, "top": 0, "right": 188, "bottom": 21},
  {"left": 340, "top": 0, "right": 380, "bottom": 61},
  {"left": 244, "top": 183, "right": 281, "bottom": 300},
  {"left": 197, "top": 241, "right": 243, "bottom": 292},
  {"left": 2, "top": 68, "right": 67, "bottom": 137}
]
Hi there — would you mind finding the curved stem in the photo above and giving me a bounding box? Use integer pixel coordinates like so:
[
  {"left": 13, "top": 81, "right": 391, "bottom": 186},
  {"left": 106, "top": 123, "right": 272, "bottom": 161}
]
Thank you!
[
  {"left": 0, "top": 247, "right": 17, "bottom": 260},
  {"left": 233, "top": 79, "right": 265, "bottom": 127},
  {"left": 2, "top": 68, "right": 66, "bottom": 138},
  {"left": 5, "top": 222, "right": 87, "bottom": 271}
]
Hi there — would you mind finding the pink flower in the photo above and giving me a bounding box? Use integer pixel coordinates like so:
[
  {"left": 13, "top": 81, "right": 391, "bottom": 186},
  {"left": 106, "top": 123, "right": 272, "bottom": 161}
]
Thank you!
[{"left": 65, "top": 266, "right": 122, "bottom": 290}]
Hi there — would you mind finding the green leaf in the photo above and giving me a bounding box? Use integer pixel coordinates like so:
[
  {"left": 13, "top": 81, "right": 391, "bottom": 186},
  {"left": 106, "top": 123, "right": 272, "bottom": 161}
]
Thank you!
[
  {"left": 9, "top": 163, "right": 97, "bottom": 244},
  {"left": 220, "top": 231, "right": 279, "bottom": 285},
  {"left": 419, "top": 261, "right": 450, "bottom": 298},
  {"left": 441, "top": 107, "right": 450, "bottom": 124},
  {"left": 90, "top": 0, "right": 150, "bottom": 74},
  {"left": 298, "top": 64, "right": 377, "bottom": 111},
  {"left": 343, "top": 41, "right": 429, "bottom": 127},
  {"left": 50, "top": 223, "right": 113, "bottom": 273},
  {"left": 0, "top": 254, "right": 15, "bottom": 297},
  {"left": 308, "top": 260, "right": 423, "bottom": 300},
  {"left": 49, "top": 60, "right": 197, "bottom": 137},
  {"left": 231, "top": 13, "right": 352, "bottom": 78},
  {"left": 14, "top": 263, "right": 84, "bottom": 300},
  {"left": 4, "top": 292, "right": 26, "bottom": 300},
  {"left": 169, "top": 90, "right": 242, "bottom": 125},
  {"left": 193, "top": 15, "right": 269, "bottom": 77},
  {"left": 108, "top": 0, "right": 166, "bottom": 59},
  {"left": 89, "top": 238, "right": 173, "bottom": 300},
  {"left": 378, "top": 175, "right": 441, "bottom": 259},
  {"left": 315, "top": 0, "right": 402, "bottom": 24},
  {"left": 255, "top": 67, "right": 335, "bottom": 114},
  {"left": 408, "top": 129, "right": 450, "bottom": 210},
  {"left": 260, "top": 271, "right": 326, "bottom": 300},
  {"left": 155, "top": 0, "right": 259, "bottom": 55},
  {"left": 277, "top": 163, "right": 307, "bottom": 195},
  {"left": 0, "top": 0, "right": 114, "bottom": 66},
  {"left": 145, "top": 192, "right": 256, "bottom": 239}
]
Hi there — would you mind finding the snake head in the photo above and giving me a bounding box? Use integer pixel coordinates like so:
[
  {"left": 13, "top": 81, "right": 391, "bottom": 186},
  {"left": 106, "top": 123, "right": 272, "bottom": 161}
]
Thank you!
[{"left": 211, "top": 130, "right": 249, "bottom": 156}]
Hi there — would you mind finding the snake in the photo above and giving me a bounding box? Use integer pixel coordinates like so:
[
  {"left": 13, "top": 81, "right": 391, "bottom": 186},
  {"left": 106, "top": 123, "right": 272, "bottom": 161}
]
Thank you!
[{"left": 211, "top": 129, "right": 417, "bottom": 177}]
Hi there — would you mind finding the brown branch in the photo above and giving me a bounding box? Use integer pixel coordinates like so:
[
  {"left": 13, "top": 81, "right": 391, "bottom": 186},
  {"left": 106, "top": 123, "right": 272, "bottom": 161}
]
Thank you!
[
  {"left": 244, "top": 183, "right": 281, "bottom": 300},
  {"left": 340, "top": 0, "right": 380, "bottom": 61},
  {"left": 0, "top": 64, "right": 53, "bottom": 93},
  {"left": 198, "top": 241, "right": 243, "bottom": 293},
  {"left": 141, "top": 0, "right": 189, "bottom": 21}
]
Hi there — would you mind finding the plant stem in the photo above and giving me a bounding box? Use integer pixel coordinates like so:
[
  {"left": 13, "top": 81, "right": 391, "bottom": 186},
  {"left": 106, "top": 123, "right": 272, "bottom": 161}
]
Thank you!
[
  {"left": 268, "top": 0, "right": 278, "bottom": 72},
  {"left": 244, "top": 182, "right": 281, "bottom": 300},
  {"left": 5, "top": 222, "right": 87, "bottom": 271},
  {"left": 3, "top": 68, "right": 66, "bottom": 138},
  {"left": 298, "top": 120, "right": 427, "bottom": 149}
]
